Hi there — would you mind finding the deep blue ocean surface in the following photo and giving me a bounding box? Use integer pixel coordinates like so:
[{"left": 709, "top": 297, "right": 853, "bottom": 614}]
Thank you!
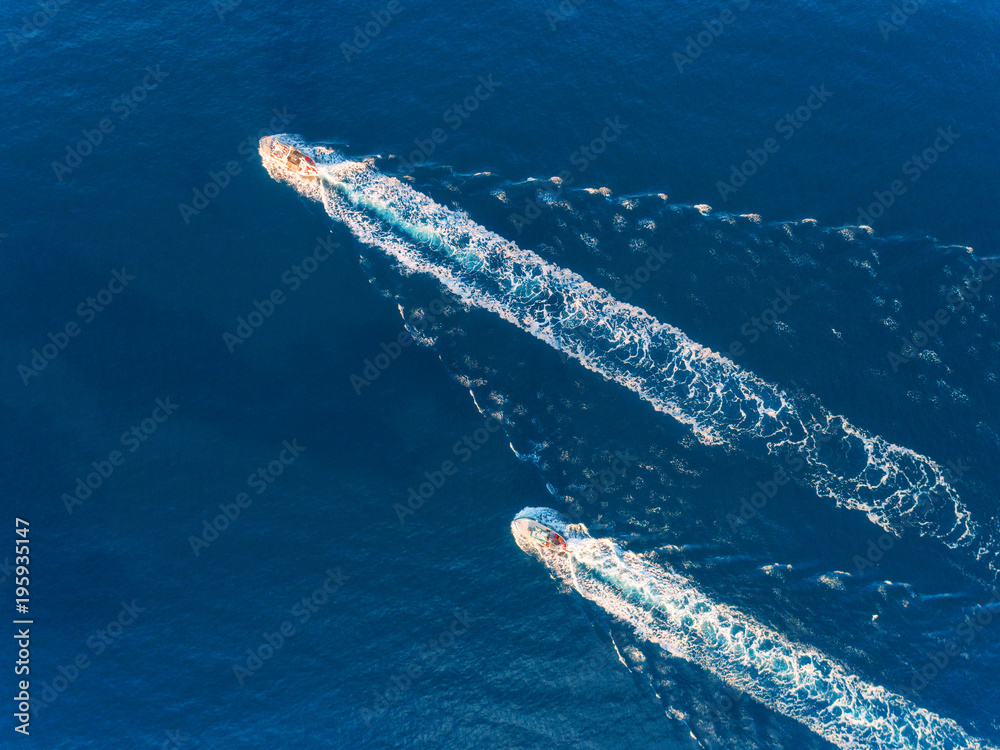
[{"left": 2, "top": 1, "right": 999, "bottom": 748}]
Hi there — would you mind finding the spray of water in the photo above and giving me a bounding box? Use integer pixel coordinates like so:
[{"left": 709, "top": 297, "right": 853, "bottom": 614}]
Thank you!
[
  {"left": 511, "top": 508, "right": 996, "bottom": 750},
  {"left": 260, "top": 137, "right": 979, "bottom": 557}
]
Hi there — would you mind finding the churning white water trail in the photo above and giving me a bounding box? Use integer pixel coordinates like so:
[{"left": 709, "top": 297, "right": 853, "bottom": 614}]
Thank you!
[
  {"left": 511, "top": 508, "right": 996, "bottom": 750},
  {"left": 261, "top": 137, "right": 978, "bottom": 553}
]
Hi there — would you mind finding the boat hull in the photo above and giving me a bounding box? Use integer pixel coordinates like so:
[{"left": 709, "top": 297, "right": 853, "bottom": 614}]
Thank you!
[
  {"left": 512, "top": 509, "right": 571, "bottom": 552},
  {"left": 259, "top": 135, "right": 319, "bottom": 178}
]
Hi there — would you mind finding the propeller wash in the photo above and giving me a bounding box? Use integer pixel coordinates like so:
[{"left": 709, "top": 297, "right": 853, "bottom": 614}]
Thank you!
[
  {"left": 259, "top": 135, "right": 983, "bottom": 558},
  {"left": 511, "top": 507, "right": 995, "bottom": 750}
]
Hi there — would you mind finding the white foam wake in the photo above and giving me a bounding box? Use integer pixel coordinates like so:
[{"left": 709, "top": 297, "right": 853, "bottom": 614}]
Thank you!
[
  {"left": 262, "top": 138, "right": 977, "bottom": 552},
  {"left": 512, "top": 509, "right": 995, "bottom": 750}
]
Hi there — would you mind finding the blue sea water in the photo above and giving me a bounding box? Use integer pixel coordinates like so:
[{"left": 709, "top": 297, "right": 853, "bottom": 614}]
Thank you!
[{"left": 2, "top": 1, "right": 999, "bottom": 748}]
